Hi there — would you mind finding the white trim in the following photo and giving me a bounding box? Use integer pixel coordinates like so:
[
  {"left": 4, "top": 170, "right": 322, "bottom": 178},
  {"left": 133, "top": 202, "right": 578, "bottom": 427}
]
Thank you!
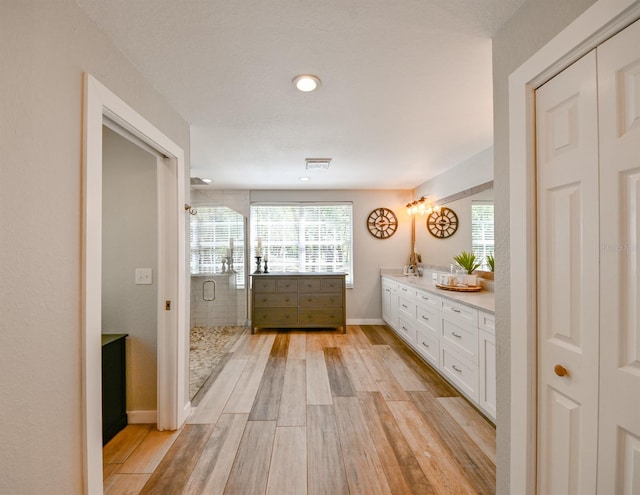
[
  {"left": 507, "top": 1, "right": 640, "bottom": 493},
  {"left": 82, "top": 74, "right": 187, "bottom": 494},
  {"left": 126, "top": 410, "right": 158, "bottom": 424},
  {"left": 347, "top": 319, "right": 385, "bottom": 325}
]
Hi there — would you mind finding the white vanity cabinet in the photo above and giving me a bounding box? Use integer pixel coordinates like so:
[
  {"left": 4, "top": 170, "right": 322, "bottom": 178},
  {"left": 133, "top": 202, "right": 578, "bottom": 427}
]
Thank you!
[
  {"left": 380, "top": 275, "right": 495, "bottom": 421},
  {"left": 478, "top": 311, "right": 496, "bottom": 419}
]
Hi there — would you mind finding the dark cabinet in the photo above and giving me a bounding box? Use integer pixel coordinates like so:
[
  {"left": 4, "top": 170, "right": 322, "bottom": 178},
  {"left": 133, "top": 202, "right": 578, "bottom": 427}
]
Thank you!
[{"left": 102, "top": 334, "right": 128, "bottom": 445}]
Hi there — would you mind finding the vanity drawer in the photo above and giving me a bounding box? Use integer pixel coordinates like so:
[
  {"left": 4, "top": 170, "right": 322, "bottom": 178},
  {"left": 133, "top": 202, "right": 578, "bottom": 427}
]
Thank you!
[
  {"left": 398, "top": 296, "right": 416, "bottom": 319},
  {"left": 298, "top": 278, "right": 322, "bottom": 292},
  {"left": 441, "top": 317, "right": 478, "bottom": 364},
  {"left": 299, "top": 293, "right": 342, "bottom": 307},
  {"left": 441, "top": 346, "right": 478, "bottom": 401},
  {"left": 415, "top": 327, "right": 439, "bottom": 368},
  {"left": 479, "top": 311, "right": 495, "bottom": 335},
  {"left": 254, "top": 293, "right": 297, "bottom": 307},
  {"left": 416, "top": 305, "right": 439, "bottom": 336},
  {"left": 396, "top": 317, "right": 417, "bottom": 345},
  {"left": 397, "top": 283, "right": 416, "bottom": 299},
  {"left": 253, "top": 307, "right": 297, "bottom": 326},
  {"left": 253, "top": 278, "right": 276, "bottom": 293},
  {"left": 299, "top": 307, "right": 343, "bottom": 325},
  {"left": 276, "top": 278, "right": 298, "bottom": 292},
  {"left": 441, "top": 299, "right": 478, "bottom": 326},
  {"left": 321, "top": 277, "right": 344, "bottom": 292},
  {"left": 416, "top": 290, "right": 439, "bottom": 309}
]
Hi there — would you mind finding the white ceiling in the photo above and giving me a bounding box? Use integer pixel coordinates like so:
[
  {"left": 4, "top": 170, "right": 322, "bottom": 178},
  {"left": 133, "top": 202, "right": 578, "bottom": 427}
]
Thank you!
[{"left": 76, "top": 0, "right": 524, "bottom": 190}]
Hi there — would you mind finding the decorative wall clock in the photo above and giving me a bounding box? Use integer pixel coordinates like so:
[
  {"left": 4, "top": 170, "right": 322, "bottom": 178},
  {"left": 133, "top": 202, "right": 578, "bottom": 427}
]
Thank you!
[
  {"left": 426, "top": 207, "right": 458, "bottom": 238},
  {"left": 367, "top": 207, "right": 398, "bottom": 239}
]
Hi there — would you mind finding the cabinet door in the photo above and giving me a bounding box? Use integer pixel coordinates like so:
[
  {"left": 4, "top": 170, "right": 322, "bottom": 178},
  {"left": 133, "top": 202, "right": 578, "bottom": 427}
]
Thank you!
[
  {"left": 479, "top": 330, "right": 496, "bottom": 420},
  {"left": 536, "top": 50, "right": 599, "bottom": 494}
]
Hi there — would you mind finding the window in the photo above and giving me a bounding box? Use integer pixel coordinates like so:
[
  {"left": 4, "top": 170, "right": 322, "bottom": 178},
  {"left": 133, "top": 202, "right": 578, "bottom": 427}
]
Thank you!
[
  {"left": 250, "top": 203, "right": 353, "bottom": 286},
  {"left": 471, "top": 201, "right": 494, "bottom": 269},
  {"left": 190, "top": 206, "right": 245, "bottom": 286}
]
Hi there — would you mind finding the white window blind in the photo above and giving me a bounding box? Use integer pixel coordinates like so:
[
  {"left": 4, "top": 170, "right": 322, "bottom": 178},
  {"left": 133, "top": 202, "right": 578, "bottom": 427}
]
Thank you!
[
  {"left": 190, "top": 206, "right": 245, "bottom": 286},
  {"left": 250, "top": 203, "right": 353, "bottom": 286},
  {"left": 471, "top": 202, "right": 494, "bottom": 267}
]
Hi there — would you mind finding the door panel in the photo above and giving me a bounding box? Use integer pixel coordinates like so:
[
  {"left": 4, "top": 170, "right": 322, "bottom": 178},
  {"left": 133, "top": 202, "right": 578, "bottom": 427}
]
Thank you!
[
  {"left": 536, "top": 50, "right": 600, "bottom": 494},
  {"left": 597, "top": 17, "right": 640, "bottom": 494}
]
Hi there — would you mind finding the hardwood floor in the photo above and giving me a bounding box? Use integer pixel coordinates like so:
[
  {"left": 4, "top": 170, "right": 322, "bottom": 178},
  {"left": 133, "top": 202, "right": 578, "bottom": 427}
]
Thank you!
[{"left": 104, "top": 325, "right": 496, "bottom": 494}]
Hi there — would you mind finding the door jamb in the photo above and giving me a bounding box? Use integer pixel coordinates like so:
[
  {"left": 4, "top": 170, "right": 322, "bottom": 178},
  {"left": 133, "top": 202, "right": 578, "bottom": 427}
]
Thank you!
[
  {"left": 82, "top": 74, "right": 188, "bottom": 494},
  {"left": 508, "top": 1, "right": 640, "bottom": 493}
]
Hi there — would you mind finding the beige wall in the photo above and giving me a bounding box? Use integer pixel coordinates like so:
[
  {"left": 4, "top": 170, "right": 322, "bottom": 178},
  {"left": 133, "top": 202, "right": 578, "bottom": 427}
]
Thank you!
[
  {"left": 0, "top": 1, "right": 190, "bottom": 492},
  {"left": 492, "top": 0, "right": 598, "bottom": 492},
  {"left": 102, "top": 127, "right": 158, "bottom": 413},
  {"left": 250, "top": 189, "right": 413, "bottom": 321}
]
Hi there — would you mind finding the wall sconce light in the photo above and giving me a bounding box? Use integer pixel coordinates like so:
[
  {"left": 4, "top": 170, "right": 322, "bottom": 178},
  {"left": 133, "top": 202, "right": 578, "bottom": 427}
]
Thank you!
[{"left": 406, "top": 196, "right": 440, "bottom": 216}]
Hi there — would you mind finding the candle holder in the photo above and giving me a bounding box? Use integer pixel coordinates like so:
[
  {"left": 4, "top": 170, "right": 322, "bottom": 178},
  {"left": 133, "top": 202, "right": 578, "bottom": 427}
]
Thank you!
[
  {"left": 226, "top": 255, "right": 236, "bottom": 273},
  {"left": 221, "top": 257, "right": 227, "bottom": 273},
  {"left": 263, "top": 259, "right": 269, "bottom": 273},
  {"left": 254, "top": 256, "right": 263, "bottom": 274}
]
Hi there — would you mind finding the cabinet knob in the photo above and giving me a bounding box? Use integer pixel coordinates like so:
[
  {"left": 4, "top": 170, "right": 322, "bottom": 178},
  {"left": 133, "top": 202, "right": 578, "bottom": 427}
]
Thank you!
[{"left": 554, "top": 364, "right": 569, "bottom": 377}]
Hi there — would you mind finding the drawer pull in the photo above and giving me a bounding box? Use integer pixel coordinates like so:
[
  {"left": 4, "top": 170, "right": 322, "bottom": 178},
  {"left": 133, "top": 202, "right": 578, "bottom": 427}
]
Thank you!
[
  {"left": 452, "top": 365, "right": 462, "bottom": 373},
  {"left": 285, "top": 298, "right": 290, "bottom": 302},
  {"left": 308, "top": 298, "right": 312, "bottom": 302},
  {"left": 402, "top": 326, "right": 408, "bottom": 331},
  {"left": 262, "top": 298, "right": 268, "bottom": 302},
  {"left": 451, "top": 308, "right": 461, "bottom": 313},
  {"left": 421, "top": 315, "right": 429, "bottom": 321},
  {"left": 451, "top": 332, "right": 462, "bottom": 339},
  {"left": 421, "top": 341, "right": 429, "bottom": 348}
]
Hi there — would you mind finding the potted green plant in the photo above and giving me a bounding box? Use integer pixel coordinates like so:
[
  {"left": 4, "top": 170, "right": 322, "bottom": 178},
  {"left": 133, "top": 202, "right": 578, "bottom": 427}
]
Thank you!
[
  {"left": 453, "top": 250, "right": 482, "bottom": 286},
  {"left": 486, "top": 254, "right": 495, "bottom": 272}
]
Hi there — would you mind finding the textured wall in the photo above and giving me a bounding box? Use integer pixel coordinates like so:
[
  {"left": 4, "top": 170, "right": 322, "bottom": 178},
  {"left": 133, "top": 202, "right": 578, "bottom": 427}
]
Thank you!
[
  {"left": 0, "top": 1, "right": 189, "bottom": 492},
  {"left": 491, "top": 0, "right": 598, "bottom": 492}
]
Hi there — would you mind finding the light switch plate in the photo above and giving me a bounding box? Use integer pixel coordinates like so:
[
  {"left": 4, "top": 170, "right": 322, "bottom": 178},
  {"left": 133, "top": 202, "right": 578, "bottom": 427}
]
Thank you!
[{"left": 135, "top": 268, "right": 153, "bottom": 285}]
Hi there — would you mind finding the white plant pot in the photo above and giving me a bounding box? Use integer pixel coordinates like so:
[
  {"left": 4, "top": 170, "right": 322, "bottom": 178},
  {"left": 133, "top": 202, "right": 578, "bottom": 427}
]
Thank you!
[{"left": 465, "top": 274, "right": 478, "bottom": 286}]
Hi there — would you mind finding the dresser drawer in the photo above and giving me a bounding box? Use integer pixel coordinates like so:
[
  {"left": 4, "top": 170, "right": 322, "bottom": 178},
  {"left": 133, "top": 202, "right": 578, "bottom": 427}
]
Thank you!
[
  {"left": 441, "top": 346, "right": 478, "bottom": 401},
  {"left": 254, "top": 293, "right": 297, "bottom": 307},
  {"left": 396, "top": 317, "right": 417, "bottom": 345},
  {"left": 441, "top": 299, "right": 478, "bottom": 326},
  {"left": 299, "top": 307, "right": 343, "bottom": 325},
  {"left": 416, "top": 305, "right": 439, "bottom": 336},
  {"left": 321, "top": 277, "right": 344, "bottom": 292},
  {"left": 253, "top": 278, "right": 276, "bottom": 292},
  {"left": 276, "top": 278, "right": 298, "bottom": 292},
  {"left": 441, "top": 317, "right": 478, "bottom": 364},
  {"left": 298, "top": 278, "right": 322, "bottom": 292},
  {"left": 415, "top": 290, "right": 439, "bottom": 309},
  {"left": 253, "top": 307, "right": 297, "bottom": 326},
  {"left": 299, "top": 293, "right": 342, "bottom": 307},
  {"left": 415, "top": 328, "right": 439, "bottom": 368},
  {"left": 398, "top": 296, "right": 416, "bottom": 319}
]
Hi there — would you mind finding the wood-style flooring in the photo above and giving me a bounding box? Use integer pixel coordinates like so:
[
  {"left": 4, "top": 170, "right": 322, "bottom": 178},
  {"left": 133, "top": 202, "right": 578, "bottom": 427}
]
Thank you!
[{"left": 103, "top": 325, "right": 496, "bottom": 495}]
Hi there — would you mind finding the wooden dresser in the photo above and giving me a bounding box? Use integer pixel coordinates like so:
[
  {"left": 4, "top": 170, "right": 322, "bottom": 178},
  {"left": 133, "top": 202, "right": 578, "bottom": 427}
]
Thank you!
[{"left": 250, "top": 273, "right": 346, "bottom": 334}]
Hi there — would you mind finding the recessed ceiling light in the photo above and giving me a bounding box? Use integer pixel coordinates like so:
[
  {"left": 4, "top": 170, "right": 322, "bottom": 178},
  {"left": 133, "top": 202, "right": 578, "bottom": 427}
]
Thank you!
[
  {"left": 201, "top": 178, "right": 213, "bottom": 184},
  {"left": 299, "top": 177, "right": 311, "bottom": 181},
  {"left": 293, "top": 75, "right": 321, "bottom": 92}
]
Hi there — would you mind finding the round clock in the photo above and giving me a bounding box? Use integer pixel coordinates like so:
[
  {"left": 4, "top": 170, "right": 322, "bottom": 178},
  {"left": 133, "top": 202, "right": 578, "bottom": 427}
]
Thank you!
[
  {"left": 426, "top": 207, "right": 458, "bottom": 238},
  {"left": 367, "top": 207, "right": 398, "bottom": 239}
]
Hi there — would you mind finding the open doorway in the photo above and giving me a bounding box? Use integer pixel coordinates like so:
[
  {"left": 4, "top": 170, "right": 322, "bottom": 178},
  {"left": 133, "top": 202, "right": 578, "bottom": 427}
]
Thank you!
[{"left": 82, "top": 74, "right": 187, "bottom": 494}]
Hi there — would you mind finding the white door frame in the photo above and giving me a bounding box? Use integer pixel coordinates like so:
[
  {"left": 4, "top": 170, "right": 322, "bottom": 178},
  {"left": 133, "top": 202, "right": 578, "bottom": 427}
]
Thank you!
[
  {"left": 508, "top": 1, "right": 640, "bottom": 493},
  {"left": 82, "top": 74, "right": 188, "bottom": 494}
]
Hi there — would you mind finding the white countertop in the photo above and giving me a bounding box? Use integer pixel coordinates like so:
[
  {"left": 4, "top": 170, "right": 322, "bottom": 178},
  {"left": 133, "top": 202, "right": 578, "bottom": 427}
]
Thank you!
[{"left": 382, "top": 274, "right": 495, "bottom": 314}]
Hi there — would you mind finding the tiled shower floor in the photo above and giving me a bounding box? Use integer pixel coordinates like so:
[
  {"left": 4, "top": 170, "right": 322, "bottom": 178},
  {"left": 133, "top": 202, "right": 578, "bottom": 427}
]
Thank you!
[{"left": 189, "top": 325, "right": 246, "bottom": 399}]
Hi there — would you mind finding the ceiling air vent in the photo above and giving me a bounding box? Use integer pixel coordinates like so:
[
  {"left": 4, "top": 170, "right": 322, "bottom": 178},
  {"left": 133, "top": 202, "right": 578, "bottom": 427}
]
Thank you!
[{"left": 305, "top": 158, "right": 332, "bottom": 170}]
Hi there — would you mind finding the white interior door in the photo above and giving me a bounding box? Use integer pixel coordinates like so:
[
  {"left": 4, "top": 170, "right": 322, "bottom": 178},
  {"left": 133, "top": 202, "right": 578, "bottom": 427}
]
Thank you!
[
  {"left": 597, "top": 18, "right": 640, "bottom": 494},
  {"left": 535, "top": 50, "right": 600, "bottom": 494}
]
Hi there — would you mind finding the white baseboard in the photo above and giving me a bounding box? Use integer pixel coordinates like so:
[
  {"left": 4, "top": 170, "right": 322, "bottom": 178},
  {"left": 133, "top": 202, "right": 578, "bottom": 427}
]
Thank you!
[
  {"left": 127, "top": 410, "right": 157, "bottom": 424},
  {"left": 347, "top": 318, "right": 385, "bottom": 325}
]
